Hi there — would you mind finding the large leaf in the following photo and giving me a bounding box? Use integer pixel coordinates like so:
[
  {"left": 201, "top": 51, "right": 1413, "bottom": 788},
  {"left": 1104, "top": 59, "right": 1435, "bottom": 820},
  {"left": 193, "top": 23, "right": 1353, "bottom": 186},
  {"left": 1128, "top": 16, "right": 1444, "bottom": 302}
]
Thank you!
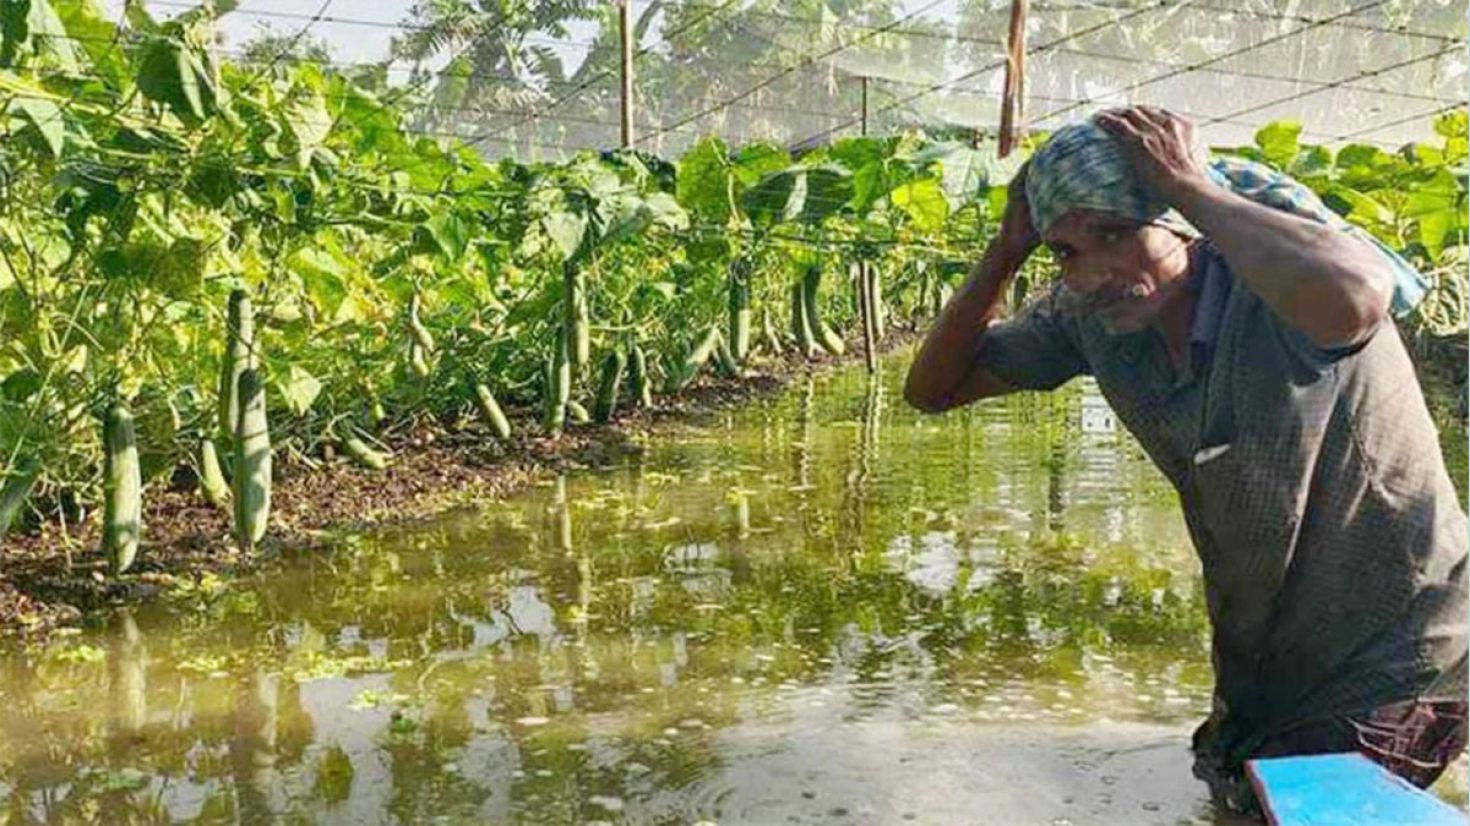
[
  {"left": 1403, "top": 168, "right": 1465, "bottom": 262},
  {"left": 136, "top": 36, "right": 207, "bottom": 122},
  {"left": 912, "top": 141, "right": 994, "bottom": 207},
  {"left": 54, "top": 0, "right": 124, "bottom": 85},
  {"left": 891, "top": 177, "right": 950, "bottom": 233},
  {"left": 1, "top": 0, "right": 81, "bottom": 72},
  {"left": 275, "top": 365, "right": 321, "bottom": 416},
  {"left": 731, "top": 141, "right": 790, "bottom": 187},
  {"left": 1254, "top": 121, "right": 1301, "bottom": 169},
  {"left": 539, "top": 209, "right": 589, "bottom": 262},
  {"left": 11, "top": 94, "right": 63, "bottom": 157},
  {"left": 285, "top": 89, "right": 332, "bottom": 156},
  {"left": 675, "top": 136, "right": 733, "bottom": 224},
  {"left": 422, "top": 212, "right": 469, "bottom": 262},
  {"left": 289, "top": 245, "right": 349, "bottom": 318}
]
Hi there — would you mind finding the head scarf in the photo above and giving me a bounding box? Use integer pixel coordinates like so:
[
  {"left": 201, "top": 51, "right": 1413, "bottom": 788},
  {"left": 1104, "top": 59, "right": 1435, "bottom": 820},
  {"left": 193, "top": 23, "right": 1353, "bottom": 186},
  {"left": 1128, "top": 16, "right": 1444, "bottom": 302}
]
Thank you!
[{"left": 1023, "top": 117, "right": 1428, "bottom": 317}]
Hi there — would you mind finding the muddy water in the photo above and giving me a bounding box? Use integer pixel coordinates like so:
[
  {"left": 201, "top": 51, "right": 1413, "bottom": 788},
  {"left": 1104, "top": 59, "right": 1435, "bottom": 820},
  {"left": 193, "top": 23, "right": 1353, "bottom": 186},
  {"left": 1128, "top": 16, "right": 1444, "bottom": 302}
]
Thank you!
[{"left": 0, "top": 352, "right": 1463, "bottom": 824}]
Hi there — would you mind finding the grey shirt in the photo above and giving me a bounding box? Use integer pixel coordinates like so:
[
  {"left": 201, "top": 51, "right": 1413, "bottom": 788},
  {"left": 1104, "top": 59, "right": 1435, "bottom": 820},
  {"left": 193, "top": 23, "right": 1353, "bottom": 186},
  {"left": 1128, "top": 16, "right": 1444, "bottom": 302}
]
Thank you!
[{"left": 978, "top": 241, "right": 1468, "bottom": 762}]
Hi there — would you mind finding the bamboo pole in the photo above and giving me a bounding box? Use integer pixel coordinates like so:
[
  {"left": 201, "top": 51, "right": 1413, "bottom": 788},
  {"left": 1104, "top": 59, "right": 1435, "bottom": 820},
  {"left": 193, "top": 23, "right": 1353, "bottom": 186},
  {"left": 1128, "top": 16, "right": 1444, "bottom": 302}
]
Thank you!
[
  {"left": 998, "top": 0, "right": 1029, "bottom": 158},
  {"left": 620, "top": 0, "right": 635, "bottom": 148}
]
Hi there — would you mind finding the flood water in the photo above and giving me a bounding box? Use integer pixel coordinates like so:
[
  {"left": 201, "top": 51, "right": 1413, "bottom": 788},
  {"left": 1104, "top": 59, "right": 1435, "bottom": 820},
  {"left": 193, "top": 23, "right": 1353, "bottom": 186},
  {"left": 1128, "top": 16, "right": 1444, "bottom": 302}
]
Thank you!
[{"left": 1, "top": 351, "right": 1464, "bottom": 824}]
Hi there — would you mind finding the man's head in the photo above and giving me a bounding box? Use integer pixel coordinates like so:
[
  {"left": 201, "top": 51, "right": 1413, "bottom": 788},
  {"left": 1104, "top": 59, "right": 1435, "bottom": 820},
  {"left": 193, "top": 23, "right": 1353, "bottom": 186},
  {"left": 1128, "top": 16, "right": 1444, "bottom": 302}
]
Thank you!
[{"left": 1024, "top": 118, "right": 1201, "bottom": 334}]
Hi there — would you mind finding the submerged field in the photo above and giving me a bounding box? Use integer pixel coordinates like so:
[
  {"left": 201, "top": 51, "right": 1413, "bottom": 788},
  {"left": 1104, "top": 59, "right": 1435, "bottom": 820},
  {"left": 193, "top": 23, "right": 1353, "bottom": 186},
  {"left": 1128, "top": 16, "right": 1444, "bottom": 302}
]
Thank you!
[{"left": 0, "top": 349, "right": 1462, "bottom": 824}]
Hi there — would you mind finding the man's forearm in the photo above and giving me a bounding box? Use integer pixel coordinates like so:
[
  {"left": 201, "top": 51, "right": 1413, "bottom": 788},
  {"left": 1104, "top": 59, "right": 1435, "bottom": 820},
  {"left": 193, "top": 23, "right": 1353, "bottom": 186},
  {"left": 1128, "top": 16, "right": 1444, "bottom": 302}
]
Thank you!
[
  {"left": 1171, "top": 181, "right": 1393, "bottom": 348},
  {"left": 903, "top": 241, "right": 1028, "bottom": 411}
]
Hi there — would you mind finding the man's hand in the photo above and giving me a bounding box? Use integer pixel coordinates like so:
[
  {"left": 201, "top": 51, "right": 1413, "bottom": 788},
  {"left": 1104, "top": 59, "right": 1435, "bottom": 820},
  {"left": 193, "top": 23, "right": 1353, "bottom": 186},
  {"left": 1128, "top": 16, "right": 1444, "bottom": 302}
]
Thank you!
[
  {"left": 997, "top": 161, "right": 1040, "bottom": 261},
  {"left": 1095, "top": 106, "right": 1213, "bottom": 206}
]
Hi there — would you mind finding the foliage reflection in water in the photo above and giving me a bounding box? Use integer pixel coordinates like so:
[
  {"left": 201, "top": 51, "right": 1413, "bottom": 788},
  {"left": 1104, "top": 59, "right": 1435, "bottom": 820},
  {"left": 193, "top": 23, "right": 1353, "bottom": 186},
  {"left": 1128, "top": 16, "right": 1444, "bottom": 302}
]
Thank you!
[{"left": 0, "top": 352, "right": 1462, "bottom": 824}]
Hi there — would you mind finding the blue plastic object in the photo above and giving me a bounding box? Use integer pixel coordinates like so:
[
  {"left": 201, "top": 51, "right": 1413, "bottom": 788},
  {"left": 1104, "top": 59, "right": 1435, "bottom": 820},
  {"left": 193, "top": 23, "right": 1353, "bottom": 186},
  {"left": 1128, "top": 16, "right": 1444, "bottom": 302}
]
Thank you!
[{"left": 1246, "top": 752, "right": 1466, "bottom": 826}]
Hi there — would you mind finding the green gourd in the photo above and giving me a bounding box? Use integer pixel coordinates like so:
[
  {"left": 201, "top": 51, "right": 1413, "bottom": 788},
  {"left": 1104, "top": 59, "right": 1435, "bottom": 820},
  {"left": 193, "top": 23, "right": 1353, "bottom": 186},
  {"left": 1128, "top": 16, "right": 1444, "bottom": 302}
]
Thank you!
[
  {"left": 103, "top": 403, "right": 142, "bottom": 573},
  {"left": 593, "top": 350, "right": 626, "bottom": 424},
  {"left": 198, "top": 436, "right": 231, "bottom": 509},
  {"left": 232, "top": 369, "right": 271, "bottom": 550},
  {"left": 628, "top": 343, "right": 652, "bottom": 409},
  {"left": 802, "top": 265, "right": 845, "bottom": 356},
  {"left": 473, "top": 383, "right": 512, "bottom": 440},
  {"left": 218, "top": 289, "right": 254, "bottom": 438},
  {"left": 0, "top": 454, "right": 40, "bottom": 546}
]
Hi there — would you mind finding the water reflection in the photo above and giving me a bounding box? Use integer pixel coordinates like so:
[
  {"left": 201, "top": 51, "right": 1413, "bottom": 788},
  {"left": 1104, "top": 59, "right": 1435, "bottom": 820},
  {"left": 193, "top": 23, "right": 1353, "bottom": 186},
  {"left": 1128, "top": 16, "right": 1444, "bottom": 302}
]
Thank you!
[{"left": 0, "top": 353, "right": 1460, "bottom": 823}]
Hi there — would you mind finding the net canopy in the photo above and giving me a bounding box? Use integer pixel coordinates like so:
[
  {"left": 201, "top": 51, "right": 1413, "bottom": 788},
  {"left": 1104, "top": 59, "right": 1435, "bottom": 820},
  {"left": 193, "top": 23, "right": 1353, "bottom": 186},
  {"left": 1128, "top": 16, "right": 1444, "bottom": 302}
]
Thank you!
[{"left": 139, "top": 0, "right": 1468, "bottom": 161}]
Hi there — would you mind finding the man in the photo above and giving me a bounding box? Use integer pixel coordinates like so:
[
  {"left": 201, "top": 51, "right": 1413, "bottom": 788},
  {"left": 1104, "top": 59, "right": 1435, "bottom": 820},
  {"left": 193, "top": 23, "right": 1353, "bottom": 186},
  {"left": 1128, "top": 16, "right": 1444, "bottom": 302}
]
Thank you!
[{"left": 903, "top": 105, "right": 1468, "bottom": 815}]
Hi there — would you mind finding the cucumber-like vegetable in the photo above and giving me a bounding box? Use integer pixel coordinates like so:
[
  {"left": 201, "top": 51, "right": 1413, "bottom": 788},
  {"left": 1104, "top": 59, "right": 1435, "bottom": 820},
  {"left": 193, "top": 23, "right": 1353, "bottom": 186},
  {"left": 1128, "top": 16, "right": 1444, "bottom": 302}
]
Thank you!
[
  {"left": 593, "top": 350, "right": 626, "bottom": 424},
  {"left": 566, "top": 399, "right": 591, "bottom": 425},
  {"left": 198, "top": 437, "right": 231, "bottom": 509},
  {"left": 341, "top": 432, "right": 388, "bottom": 470},
  {"left": 409, "top": 342, "right": 431, "bottom": 378},
  {"left": 802, "top": 266, "right": 845, "bottom": 356},
  {"left": 791, "top": 281, "right": 816, "bottom": 356},
  {"left": 667, "top": 324, "right": 722, "bottom": 392},
  {"left": 628, "top": 344, "right": 652, "bottom": 408},
  {"left": 761, "top": 307, "right": 784, "bottom": 356},
  {"left": 103, "top": 403, "right": 142, "bottom": 573},
  {"left": 867, "top": 262, "right": 886, "bottom": 339},
  {"left": 728, "top": 259, "right": 751, "bottom": 363},
  {"left": 715, "top": 338, "right": 741, "bottom": 378},
  {"left": 233, "top": 369, "right": 271, "bottom": 550},
  {"left": 564, "top": 261, "right": 589, "bottom": 381},
  {"left": 408, "top": 291, "right": 436, "bottom": 354},
  {"left": 686, "top": 324, "right": 721, "bottom": 372},
  {"left": 543, "top": 336, "right": 570, "bottom": 436},
  {"left": 474, "top": 383, "right": 512, "bottom": 440},
  {"left": 0, "top": 454, "right": 40, "bottom": 545},
  {"left": 219, "top": 289, "right": 254, "bottom": 437}
]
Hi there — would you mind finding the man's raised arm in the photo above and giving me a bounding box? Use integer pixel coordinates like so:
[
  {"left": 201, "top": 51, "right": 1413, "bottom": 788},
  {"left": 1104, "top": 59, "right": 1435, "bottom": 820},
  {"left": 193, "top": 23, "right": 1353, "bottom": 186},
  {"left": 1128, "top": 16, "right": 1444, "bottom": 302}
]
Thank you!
[{"left": 903, "top": 170, "right": 1040, "bottom": 414}]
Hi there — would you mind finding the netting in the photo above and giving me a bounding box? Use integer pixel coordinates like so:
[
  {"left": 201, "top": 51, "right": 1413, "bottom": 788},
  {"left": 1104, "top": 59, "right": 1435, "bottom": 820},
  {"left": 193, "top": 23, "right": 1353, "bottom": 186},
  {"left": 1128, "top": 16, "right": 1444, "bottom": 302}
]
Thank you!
[
  {"left": 262, "top": 0, "right": 1465, "bottom": 160},
  {"left": 118, "top": 1, "right": 1466, "bottom": 160}
]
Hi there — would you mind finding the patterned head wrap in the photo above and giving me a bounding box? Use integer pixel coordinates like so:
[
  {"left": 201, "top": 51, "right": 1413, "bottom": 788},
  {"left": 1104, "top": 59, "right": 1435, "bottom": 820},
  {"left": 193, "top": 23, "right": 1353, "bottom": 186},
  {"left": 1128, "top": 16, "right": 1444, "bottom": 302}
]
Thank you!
[{"left": 1023, "top": 117, "right": 1428, "bottom": 317}]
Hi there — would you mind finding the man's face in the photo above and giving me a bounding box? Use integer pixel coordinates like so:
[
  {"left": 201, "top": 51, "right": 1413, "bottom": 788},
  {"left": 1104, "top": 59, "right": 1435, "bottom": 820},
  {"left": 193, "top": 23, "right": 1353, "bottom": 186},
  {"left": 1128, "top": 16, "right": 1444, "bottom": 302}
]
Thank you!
[{"left": 1042, "top": 209, "right": 1195, "bottom": 334}]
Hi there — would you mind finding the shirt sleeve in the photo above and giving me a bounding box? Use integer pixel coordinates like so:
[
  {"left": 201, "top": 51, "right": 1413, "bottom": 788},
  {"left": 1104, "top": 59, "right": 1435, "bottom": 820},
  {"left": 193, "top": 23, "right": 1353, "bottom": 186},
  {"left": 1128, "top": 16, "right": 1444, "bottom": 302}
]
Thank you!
[{"left": 977, "top": 284, "right": 1091, "bottom": 391}]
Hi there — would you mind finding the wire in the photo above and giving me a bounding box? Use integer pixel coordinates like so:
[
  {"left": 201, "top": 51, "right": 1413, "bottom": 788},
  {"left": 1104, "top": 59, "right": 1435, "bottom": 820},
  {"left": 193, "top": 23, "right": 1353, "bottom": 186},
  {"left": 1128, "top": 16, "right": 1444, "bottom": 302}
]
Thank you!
[
  {"left": 788, "top": 1, "right": 1157, "bottom": 151},
  {"left": 1333, "top": 101, "right": 1466, "bottom": 141},
  {"left": 460, "top": 0, "right": 745, "bottom": 150},
  {"left": 1205, "top": 44, "right": 1461, "bottom": 126},
  {"left": 635, "top": 0, "right": 951, "bottom": 146},
  {"left": 1027, "top": 0, "right": 1391, "bottom": 125}
]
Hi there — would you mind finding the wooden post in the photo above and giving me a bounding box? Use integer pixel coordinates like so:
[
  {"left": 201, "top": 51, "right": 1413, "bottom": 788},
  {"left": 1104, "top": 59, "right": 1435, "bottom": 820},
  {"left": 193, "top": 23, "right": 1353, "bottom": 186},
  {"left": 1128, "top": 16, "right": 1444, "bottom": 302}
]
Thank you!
[
  {"left": 860, "top": 76, "right": 869, "bottom": 137},
  {"left": 620, "top": 0, "right": 635, "bottom": 148},
  {"left": 998, "top": 0, "right": 1029, "bottom": 158}
]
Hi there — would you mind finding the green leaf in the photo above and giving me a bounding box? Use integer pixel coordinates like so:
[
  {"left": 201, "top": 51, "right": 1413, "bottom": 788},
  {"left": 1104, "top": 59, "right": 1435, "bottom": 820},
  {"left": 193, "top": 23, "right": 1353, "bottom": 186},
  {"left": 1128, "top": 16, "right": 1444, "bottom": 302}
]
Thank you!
[
  {"left": 289, "top": 245, "right": 348, "bottom": 317},
  {"left": 675, "top": 137, "right": 733, "bottom": 224},
  {"left": 286, "top": 89, "right": 332, "bottom": 155},
  {"left": 422, "top": 212, "right": 468, "bottom": 262},
  {"left": 642, "top": 192, "right": 688, "bottom": 231},
  {"left": 1404, "top": 169, "right": 1464, "bottom": 261},
  {"left": 891, "top": 177, "right": 950, "bottom": 233},
  {"left": 1, "top": 0, "right": 81, "bottom": 72},
  {"left": 54, "top": 0, "right": 126, "bottom": 87},
  {"left": 1287, "top": 145, "right": 1333, "bottom": 178},
  {"left": 731, "top": 142, "right": 790, "bottom": 187},
  {"left": 1, "top": 369, "right": 41, "bottom": 402},
  {"left": 275, "top": 365, "right": 321, "bottom": 416},
  {"left": 539, "top": 209, "right": 588, "bottom": 262},
  {"left": 1254, "top": 120, "right": 1301, "bottom": 169},
  {"left": 742, "top": 169, "right": 799, "bottom": 228},
  {"left": 11, "top": 95, "right": 64, "bottom": 157},
  {"left": 1433, "top": 110, "right": 1467, "bottom": 140},
  {"left": 799, "top": 164, "right": 853, "bottom": 224}
]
